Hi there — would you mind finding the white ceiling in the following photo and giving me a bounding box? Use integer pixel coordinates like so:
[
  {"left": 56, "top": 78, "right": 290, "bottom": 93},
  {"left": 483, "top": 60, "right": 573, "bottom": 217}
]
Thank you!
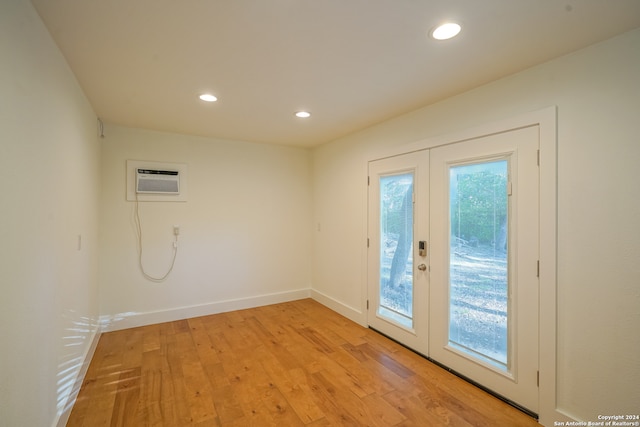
[{"left": 31, "top": 0, "right": 640, "bottom": 147}]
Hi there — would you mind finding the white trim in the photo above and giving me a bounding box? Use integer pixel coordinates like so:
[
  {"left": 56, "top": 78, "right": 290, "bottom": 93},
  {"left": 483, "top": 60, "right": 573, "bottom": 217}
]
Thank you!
[
  {"left": 53, "top": 326, "right": 101, "bottom": 427},
  {"left": 311, "top": 289, "right": 365, "bottom": 326},
  {"left": 100, "top": 288, "right": 311, "bottom": 332},
  {"left": 368, "top": 108, "right": 555, "bottom": 162},
  {"left": 536, "top": 107, "right": 563, "bottom": 426},
  {"left": 360, "top": 150, "right": 371, "bottom": 331}
]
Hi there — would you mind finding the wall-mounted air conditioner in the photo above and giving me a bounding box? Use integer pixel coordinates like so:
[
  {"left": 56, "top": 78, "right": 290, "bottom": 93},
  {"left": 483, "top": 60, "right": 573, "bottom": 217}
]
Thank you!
[
  {"left": 136, "top": 169, "right": 180, "bottom": 194},
  {"left": 126, "top": 160, "right": 187, "bottom": 202}
]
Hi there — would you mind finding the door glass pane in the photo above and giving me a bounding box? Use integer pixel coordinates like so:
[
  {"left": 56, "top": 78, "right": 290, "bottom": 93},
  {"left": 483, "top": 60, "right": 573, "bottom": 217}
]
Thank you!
[
  {"left": 449, "top": 160, "right": 509, "bottom": 370},
  {"left": 379, "top": 173, "right": 414, "bottom": 328}
]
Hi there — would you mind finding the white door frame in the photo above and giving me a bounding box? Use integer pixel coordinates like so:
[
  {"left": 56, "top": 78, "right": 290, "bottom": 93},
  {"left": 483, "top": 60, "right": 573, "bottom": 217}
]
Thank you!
[{"left": 363, "top": 107, "right": 557, "bottom": 425}]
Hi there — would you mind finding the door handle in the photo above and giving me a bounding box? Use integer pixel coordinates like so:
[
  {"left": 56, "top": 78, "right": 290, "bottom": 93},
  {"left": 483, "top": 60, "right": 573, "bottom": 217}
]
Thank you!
[{"left": 418, "top": 264, "right": 427, "bottom": 271}]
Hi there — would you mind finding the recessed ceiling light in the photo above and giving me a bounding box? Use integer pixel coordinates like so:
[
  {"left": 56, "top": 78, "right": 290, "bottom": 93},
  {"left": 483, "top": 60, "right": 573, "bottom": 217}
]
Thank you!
[
  {"left": 295, "top": 111, "right": 311, "bottom": 118},
  {"left": 199, "top": 94, "right": 217, "bottom": 102},
  {"left": 431, "top": 22, "right": 461, "bottom": 40}
]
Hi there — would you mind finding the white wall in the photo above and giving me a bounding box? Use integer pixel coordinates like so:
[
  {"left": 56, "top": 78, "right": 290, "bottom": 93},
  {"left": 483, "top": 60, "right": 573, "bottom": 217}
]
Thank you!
[
  {"left": 99, "top": 125, "right": 312, "bottom": 329},
  {"left": 0, "top": 1, "right": 101, "bottom": 426},
  {"left": 312, "top": 29, "right": 640, "bottom": 423}
]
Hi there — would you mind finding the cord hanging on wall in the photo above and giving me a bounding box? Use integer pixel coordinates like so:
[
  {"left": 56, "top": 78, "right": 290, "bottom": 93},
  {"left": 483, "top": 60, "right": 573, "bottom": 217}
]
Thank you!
[{"left": 134, "top": 192, "right": 178, "bottom": 282}]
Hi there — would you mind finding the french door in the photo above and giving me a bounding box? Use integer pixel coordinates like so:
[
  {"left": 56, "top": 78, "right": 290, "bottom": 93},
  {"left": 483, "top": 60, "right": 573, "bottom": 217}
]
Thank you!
[
  {"left": 367, "top": 151, "right": 430, "bottom": 355},
  {"left": 367, "top": 125, "right": 539, "bottom": 414}
]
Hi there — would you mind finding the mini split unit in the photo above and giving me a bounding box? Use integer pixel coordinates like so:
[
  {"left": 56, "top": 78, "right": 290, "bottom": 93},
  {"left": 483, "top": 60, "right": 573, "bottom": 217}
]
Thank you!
[{"left": 136, "top": 169, "right": 180, "bottom": 194}]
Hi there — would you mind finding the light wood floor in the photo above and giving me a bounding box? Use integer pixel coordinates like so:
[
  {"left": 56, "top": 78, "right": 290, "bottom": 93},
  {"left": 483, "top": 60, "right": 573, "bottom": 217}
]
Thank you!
[{"left": 67, "top": 299, "right": 540, "bottom": 426}]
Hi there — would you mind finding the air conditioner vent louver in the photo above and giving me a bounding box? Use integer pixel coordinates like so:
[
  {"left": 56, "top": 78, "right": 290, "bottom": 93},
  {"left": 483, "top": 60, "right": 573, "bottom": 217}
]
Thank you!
[{"left": 136, "top": 169, "right": 180, "bottom": 194}]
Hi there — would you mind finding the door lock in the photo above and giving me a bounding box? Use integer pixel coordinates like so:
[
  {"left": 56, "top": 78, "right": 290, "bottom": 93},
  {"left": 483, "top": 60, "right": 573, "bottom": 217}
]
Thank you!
[{"left": 419, "top": 241, "right": 427, "bottom": 257}]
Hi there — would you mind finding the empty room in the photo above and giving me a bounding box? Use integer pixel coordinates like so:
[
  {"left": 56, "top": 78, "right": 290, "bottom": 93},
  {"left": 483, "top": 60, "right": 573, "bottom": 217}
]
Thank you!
[{"left": 1, "top": 1, "right": 639, "bottom": 426}]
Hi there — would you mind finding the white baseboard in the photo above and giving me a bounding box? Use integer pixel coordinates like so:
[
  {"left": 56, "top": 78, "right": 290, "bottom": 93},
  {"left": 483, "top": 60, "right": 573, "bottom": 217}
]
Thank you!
[
  {"left": 53, "top": 325, "right": 101, "bottom": 427},
  {"left": 100, "top": 288, "right": 312, "bottom": 332},
  {"left": 310, "top": 289, "right": 365, "bottom": 326}
]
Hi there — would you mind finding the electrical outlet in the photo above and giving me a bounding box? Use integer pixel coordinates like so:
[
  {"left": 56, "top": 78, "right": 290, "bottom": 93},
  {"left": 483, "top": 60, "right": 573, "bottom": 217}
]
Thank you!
[{"left": 173, "top": 225, "right": 180, "bottom": 236}]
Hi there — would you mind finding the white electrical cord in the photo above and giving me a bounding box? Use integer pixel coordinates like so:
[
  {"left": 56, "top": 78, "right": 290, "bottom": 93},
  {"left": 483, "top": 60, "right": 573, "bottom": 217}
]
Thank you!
[{"left": 134, "top": 193, "right": 178, "bottom": 282}]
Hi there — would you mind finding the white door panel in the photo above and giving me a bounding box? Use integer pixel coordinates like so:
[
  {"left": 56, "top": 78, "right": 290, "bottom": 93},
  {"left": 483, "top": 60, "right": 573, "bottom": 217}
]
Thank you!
[
  {"left": 429, "top": 125, "right": 539, "bottom": 413},
  {"left": 367, "top": 152, "right": 429, "bottom": 355}
]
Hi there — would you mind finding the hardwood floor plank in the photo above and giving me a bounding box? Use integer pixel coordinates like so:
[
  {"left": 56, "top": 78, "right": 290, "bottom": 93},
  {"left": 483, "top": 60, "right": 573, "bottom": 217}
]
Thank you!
[
  {"left": 67, "top": 299, "right": 540, "bottom": 426},
  {"left": 188, "top": 317, "right": 222, "bottom": 366},
  {"left": 295, "top": 326, "right": 337, "bottom": 354},
  {"left": 255, "top": 385, "right": 306, "bottom": 426},
  {"left": 313, "top": 353, "right": 373, "bottom": 398},
  {"left": 109, "top": 367, "right": 141, "bottom": 427},
  {"left": 259, "top": 354, "right": 326, "bottom": 423},
  {"left": 210, "top": 385, "right": 244, "bottom": 424},
  {"left": 163, "top": 333, "right": 195, "bottom": 425},
  {"left": 137, "top": 352, "right": 163, "bottom": 425},
  {"left": 310, "top": 370, "right": 389, "bottom": 426},
  {"left": 181, "top": 359, "right": 219, "bottom": 423},
  {"left": 361, "top": 393, "right": 409, "bottom": 426},
  {"left": 331, "top": 345, "right": 396, "bottom": 396},
  {"left": 203, "top": 362, "right": 230, "bottom": 390},
  {"left": 383, "top": 390, "right": 454, "bottom": 426},
  {"left": 357, "top": 342, "right": 415, "bottom": 379},
  {"left": 142, "top": 324, "right": 162, "bottom": 353},
  {"left": 173, "top": 319, "right": 191, "bottom": 334}
]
